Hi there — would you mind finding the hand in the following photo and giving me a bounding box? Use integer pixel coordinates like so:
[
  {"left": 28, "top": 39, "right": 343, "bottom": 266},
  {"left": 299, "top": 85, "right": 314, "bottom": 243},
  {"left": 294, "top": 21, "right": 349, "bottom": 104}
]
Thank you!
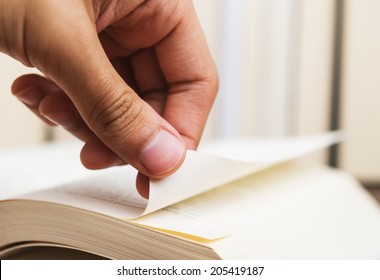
[{"left": 0, "top": 0, "right": 217, "bottom": 179}]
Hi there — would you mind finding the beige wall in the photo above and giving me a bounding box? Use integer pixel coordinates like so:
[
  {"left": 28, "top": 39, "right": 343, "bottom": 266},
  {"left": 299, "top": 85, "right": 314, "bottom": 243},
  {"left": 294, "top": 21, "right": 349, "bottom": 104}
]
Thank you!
[
  {"left": 294, "top": 0, "right": 334, "bottom": 136},
  {"left": 0, "top": 54, "right": 45, "bottom": 148},
  {"left": 293, "top": 0, "right": 335, "bottom": 164},
  {"left": 340, "top": 0, "right": 380, "bottom": 183}
]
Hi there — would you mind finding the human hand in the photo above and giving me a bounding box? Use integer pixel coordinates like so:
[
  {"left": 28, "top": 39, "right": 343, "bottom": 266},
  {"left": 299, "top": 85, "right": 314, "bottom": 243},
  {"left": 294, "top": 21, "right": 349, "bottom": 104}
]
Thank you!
[{"left": 0, "top": 0, "right": 217, "bottom": 181}]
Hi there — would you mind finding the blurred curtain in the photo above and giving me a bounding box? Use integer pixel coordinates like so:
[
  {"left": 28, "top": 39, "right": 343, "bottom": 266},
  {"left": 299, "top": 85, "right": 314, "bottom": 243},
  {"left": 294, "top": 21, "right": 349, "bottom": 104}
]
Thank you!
[{"left": 193, "top": 0, "right": 334, "bottom": 140}]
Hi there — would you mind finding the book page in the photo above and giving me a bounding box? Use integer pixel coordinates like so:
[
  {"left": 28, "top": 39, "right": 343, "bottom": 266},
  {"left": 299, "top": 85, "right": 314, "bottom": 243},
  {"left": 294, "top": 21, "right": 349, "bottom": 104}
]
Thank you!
[
  {"left": 135, "top": 164, "right": 380, "bottom": 243},
  {"left": 210, "top": 167, "right": 380, "bottom": 259},
  {"left": 0, "top": 141, "right": 110, "bottom": 199},
  {"left": 16, "top": 132, "right": 341, "bottom": 222},
  {"left": 146, "top": 131, "right": 342, "bottom": 215},
  {"left": 17, "top": 162, "right": 380, "bottom": 244}
]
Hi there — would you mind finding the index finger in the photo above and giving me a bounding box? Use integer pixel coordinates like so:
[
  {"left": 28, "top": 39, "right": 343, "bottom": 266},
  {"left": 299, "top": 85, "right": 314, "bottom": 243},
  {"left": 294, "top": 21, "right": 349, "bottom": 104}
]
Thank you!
[{"left": 154, "top": 1, "right": 218, "bottom": 149}]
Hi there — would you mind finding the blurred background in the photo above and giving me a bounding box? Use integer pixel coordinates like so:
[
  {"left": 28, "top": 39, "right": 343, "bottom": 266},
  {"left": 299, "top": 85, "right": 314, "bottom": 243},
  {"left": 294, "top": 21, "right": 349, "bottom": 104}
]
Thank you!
[{"left": 0, "top": 0, "right": 379, "bottom": 187}]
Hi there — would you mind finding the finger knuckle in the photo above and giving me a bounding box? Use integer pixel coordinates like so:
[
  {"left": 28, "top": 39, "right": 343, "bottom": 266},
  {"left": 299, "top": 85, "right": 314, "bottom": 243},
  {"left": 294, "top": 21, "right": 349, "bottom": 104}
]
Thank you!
[{"left": 88, "top": 90, "right": 144, "bottom": 139}]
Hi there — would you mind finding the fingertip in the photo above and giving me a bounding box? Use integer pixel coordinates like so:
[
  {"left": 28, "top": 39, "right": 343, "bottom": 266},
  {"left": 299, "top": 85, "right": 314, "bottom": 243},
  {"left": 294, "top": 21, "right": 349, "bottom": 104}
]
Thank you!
[
  {"left": 136, "top": 172, "right": 150, "bottom": 199},
  {"left": 12, "top": 74, "right": 59, "bottom": 94},
  {"left": 80, "top": 137, "right": 126, "bottom": 169},
  {"left": 139, "top": 129, "right": 186, "bottom": 178},
  {"left": 13, "top": 86, "right": 44, "bottom": 107}
]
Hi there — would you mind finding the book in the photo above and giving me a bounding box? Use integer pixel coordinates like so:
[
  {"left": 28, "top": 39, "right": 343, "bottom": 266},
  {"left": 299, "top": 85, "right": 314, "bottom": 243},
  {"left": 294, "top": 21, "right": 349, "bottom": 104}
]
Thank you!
[{"left": 1, "top": 132, "right": 380, "bottom": 259}]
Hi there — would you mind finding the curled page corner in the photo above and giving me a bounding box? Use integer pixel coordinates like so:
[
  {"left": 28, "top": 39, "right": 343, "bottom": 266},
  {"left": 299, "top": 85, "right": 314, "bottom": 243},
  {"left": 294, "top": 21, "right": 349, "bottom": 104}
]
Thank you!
[
  {"left": 141, "top": 131, "right": 342, "bottom": 217},
  {"left": 143, "top": 152, "right": 268, "bottom": 216}
]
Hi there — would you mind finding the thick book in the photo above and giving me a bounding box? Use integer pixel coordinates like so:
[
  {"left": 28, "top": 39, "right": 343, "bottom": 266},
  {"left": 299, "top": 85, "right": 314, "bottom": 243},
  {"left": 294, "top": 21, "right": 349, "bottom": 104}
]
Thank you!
[{"left": 1, "top": 133, "right": 380, "bottom": 259}]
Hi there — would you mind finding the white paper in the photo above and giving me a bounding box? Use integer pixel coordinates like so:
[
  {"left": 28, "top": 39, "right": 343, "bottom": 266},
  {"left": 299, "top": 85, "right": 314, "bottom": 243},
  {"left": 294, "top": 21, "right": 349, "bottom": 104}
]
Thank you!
[
  {"left": 0, "top": 141, "right": 105, "bottom": 199},
  {"left": 16, "top": 132, "right": 342, "bottom": 222}
]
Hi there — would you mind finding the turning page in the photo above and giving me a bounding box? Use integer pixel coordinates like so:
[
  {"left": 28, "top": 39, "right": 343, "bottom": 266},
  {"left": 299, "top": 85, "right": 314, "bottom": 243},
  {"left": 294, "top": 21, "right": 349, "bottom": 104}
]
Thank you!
[{"left": 14, "top": 132, "right": 341, "bottom": 220}]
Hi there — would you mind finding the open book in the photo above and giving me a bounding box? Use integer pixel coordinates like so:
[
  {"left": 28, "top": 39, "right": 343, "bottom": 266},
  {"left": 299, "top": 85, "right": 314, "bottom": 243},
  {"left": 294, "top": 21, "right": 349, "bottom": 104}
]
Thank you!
[{"left": 1, "top": 132, "right": 380, "bottom": 259}]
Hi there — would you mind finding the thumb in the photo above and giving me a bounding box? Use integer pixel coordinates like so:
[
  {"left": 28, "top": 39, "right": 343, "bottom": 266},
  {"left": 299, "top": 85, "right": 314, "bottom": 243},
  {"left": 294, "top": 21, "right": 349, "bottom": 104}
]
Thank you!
[
  {"left": 32, "top": 8, "right": 186, "bottom": 178},
  {"left": 80, "top": 96, "right": 187, "bottom": 178},
  {"left": 78, "top": 76, "right": 187, "bottom": 177},
  {"left": 66, "top": 50, "right": 186, "bottom": 178}
]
